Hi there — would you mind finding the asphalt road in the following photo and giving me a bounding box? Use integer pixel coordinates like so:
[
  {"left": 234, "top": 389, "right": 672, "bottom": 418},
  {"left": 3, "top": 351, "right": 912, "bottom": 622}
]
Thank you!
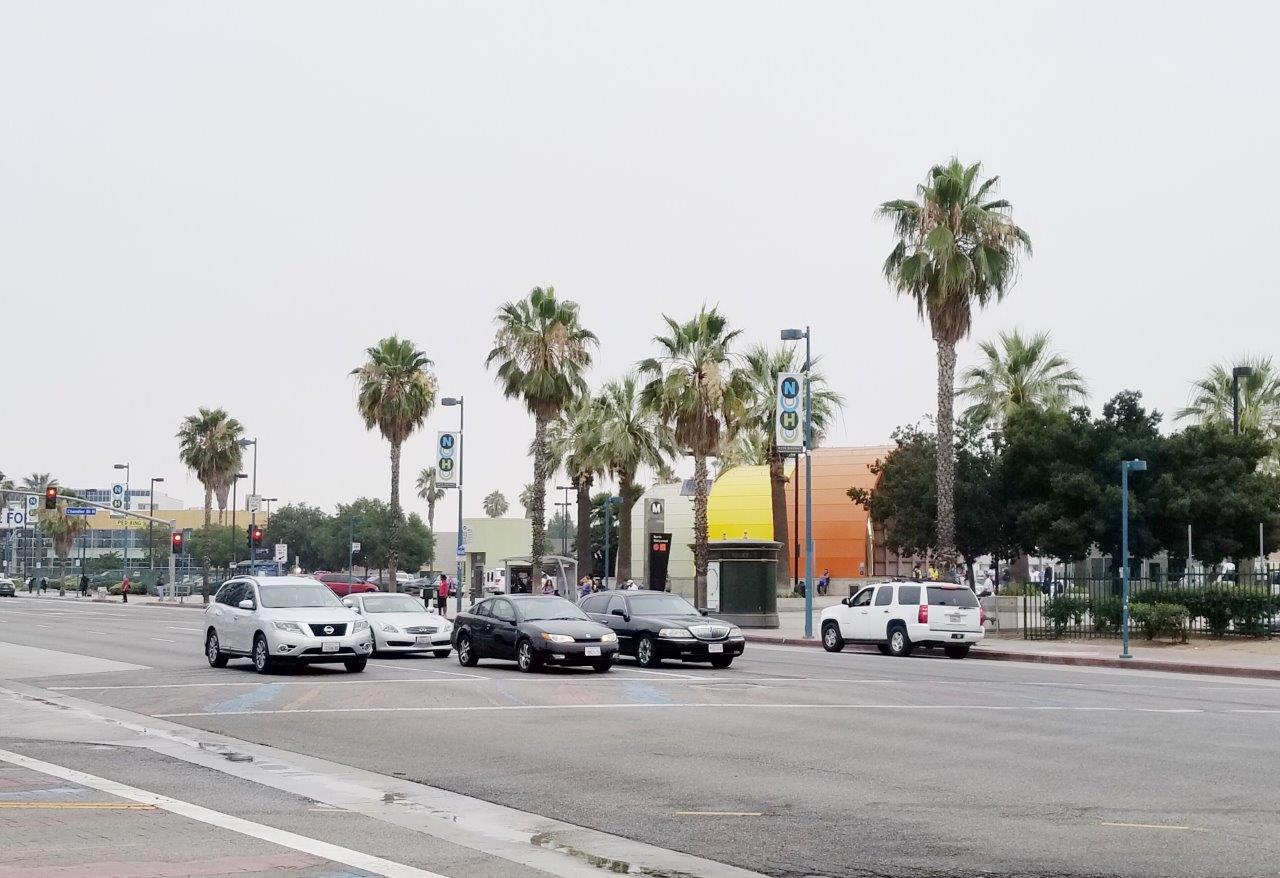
[{"left": 3, "top": 595, "right": 1280, "bottom": 878}]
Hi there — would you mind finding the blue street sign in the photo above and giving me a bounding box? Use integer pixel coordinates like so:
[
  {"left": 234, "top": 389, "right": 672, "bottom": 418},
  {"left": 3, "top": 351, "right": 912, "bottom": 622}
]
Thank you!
[
  {"left": 64, "top": 507, "right": 96, "bottom": 516},
  {"left": 456, "top": 544, "right": 466, "bottom": 556}
]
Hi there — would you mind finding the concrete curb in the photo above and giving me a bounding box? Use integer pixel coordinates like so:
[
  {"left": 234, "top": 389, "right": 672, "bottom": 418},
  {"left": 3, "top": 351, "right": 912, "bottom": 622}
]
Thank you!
[{"left": 743, "top": 633, "right": 1280, "bottom": 680}]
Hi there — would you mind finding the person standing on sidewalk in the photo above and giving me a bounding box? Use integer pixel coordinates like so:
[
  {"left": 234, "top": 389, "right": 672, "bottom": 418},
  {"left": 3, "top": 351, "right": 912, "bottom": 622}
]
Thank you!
[
  {"left": 79, "top": 573, "right": 89, "bottom": 597},
  {"left": 435, "top": 573, "right": 449, "bottom": 616},
  {"left": 39, "top": 576, "right": 47, "bottom": 594},
  {"left": 120, "top": 574, "right": 131, "bottom": 603}
]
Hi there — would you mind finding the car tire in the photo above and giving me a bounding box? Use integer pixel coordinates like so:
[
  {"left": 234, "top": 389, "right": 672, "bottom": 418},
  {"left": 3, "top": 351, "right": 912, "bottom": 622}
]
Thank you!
[
  {"left": 821, "top": 622, "right": 845, "bottom": 652},
  {"left": 591, "top": 661, "right": 612, "bottom": 673},
  {"left": 516, "top": 639, "right": 541, "bottom": 673},
  {"left": 887, "top": 625, "right": 913, "bottom": 657},
  {"left": 710, "top": 655, "right": 734, "bottom": 669},
  {"left": 205, "top": 629, "right": 229, "bottom": 668},
  {"left": 635, "top": 636, "right": 661, "bottom": 668},
  {"left": 433, "top": 649, "right": 451, "bottom": 659},
  {"left": 456, "top": 634, "right": 478, "bottom": 667},
  {"left": 944, "top": 644, "right": 971, "bottom": 659},
  {"left": 876, "top": 643, "right": 891, "bottom": 655},
  {"left": 251, "top": 634, "right": 275, "bottom": 674},
  {"left": 344, "top": 658, "right": 368, "bottom": 672}
]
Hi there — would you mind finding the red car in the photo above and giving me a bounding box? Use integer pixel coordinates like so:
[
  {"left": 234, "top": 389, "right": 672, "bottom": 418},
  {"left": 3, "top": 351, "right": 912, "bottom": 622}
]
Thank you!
[{"left": 315, "top": 573, "right": 379, "bottom": 597}]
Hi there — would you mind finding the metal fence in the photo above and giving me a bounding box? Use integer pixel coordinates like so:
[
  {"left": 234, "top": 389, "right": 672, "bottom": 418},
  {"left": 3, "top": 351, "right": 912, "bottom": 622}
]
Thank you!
[{"left": 1001, "top": 573, "right": 1280, "bottom": 640}]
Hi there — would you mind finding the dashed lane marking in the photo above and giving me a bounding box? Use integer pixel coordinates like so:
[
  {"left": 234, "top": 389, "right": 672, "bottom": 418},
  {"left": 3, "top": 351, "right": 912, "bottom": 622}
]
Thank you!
[
  {"left": 1100, "top": 821, "right": 1205, "bottom": 832},
  {"left": 0, "top": 801, "right": 156, "bottom": 810}
]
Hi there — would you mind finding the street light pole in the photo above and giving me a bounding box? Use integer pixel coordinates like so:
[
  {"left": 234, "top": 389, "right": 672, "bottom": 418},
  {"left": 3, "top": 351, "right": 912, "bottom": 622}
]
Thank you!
[
  {"left": 1232, "top": 365, "right": 1254, "bottom": 436},
  {"left": 148, "top": 477, "right": 164, "bottom": 575},
  {"left": 114, "top": 463, "right": 130, "bottom": 580},
  {"left": 603, "top": 496, "right": 621, "bottom": 588},
  {"left": 1120, "top": 458, "right": 1148, "bottom": 660},
  {"left": 348, "top": 515, "right": 360, "bottom": 578},
  {"left": 238, "top": 439, "right": 258, "bottom": 573},
  {"left": 230, "top": 473, "right": 247, "bottom": 572},
  {"left": 556, "top": 485, "right": 573, "bottom": 557},
  {"left": 781, "top": 326, "right": 815, "bottom": 638},
  {"left": 443, "top": 397, "right": 465, "bottom": 615}
]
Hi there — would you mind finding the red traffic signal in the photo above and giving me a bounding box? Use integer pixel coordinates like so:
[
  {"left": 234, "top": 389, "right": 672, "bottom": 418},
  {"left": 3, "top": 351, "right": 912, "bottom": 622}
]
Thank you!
[
  {"left": 250, "top": 525, "right": 264, "bottom": 547},
  {"left": 171, "top": 532, "right": 184, "bottom": 553},
  {"left": 44, "top": 486, "right": 57, "bottom": 509}
]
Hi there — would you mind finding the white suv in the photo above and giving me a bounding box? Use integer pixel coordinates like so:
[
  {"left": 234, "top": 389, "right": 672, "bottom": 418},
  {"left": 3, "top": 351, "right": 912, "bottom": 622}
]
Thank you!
[
  {"left": 820, "top": 580, "right": 985, "bottom": 659},
  {"left": 204, "top": 576, "right": 373, "bottom": 674}
]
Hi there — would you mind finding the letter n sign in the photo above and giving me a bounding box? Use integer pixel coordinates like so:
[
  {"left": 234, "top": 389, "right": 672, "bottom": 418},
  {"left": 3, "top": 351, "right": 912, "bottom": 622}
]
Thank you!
[{"left": 775, "top": 372, "right": 804, "bottom": 454}]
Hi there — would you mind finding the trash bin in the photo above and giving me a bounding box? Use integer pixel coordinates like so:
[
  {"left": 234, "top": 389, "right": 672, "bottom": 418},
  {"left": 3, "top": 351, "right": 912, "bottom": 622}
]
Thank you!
[{"left": 706, "top": 539, "right": 781, "bottom": 628}]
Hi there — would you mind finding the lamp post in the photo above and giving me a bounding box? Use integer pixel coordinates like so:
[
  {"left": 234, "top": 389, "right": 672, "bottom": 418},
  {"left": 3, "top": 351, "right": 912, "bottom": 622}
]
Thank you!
[
  {"left": 443, "top": 397, "right": 465, "bottom": 614},
  {"left": 1120, "top": 458, "right": 1148, "bottom": 660},
  {"left": 264, "top": 498, "right": 277, "bottom": 522},
  {"left": 347, "top": 515, "right": 361, "bottom": 578},
  {"left": 229, "top": 473, "right": 247, "bottom": 571},
  {"left": 602, "top": 496, "right": 621, "bottom": 588},
  {"left": 1232, "top": 365, "right": 1254, "bottom": 436},
  {"left": 781, "top": 327, "right": 815, "bottom": 638},
  {"left": 238, "top": 438, "right": 258, "bottom": 572},
  {"left": 114, "top": 463, "right": 130, "bottom": 579},
  {"left": 555, "top": 485, "right": 573, "bottom": 557},
  {"left": 147, "top": 476, "right": 164, "bottom": 574}
]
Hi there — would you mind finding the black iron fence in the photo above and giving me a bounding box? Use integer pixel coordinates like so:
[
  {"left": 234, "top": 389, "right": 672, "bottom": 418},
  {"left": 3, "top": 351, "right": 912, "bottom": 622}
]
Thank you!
[{"left": 1000, "top": 573, "right": 1280, "bottom": 640}]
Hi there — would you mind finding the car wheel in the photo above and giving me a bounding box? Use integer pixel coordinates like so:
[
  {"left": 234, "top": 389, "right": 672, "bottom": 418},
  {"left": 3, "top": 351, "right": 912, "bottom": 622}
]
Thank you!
[
  {"left": 945, "top": 644, "right": 971, "bottom": 659},
  {"left": 636, "top": 635, "right": 661, "bottom": 668},
  {"left": 252, "top": 634, "right": 275, "bottom": 674},
  {"left": 876, "top": 643, "right": 891, "bottom": 655},
  {"left": 205, "top": 629, "right": 229, "bottom": 668},
  {"left": 456, "top": 634, "right": 478, "bottom": 667},
  {"left": 591, "top": 661, "right": 613, "bottom": 673},
  {"left": 433, "top": 649, "right": 451, "bottom": 659},
  {"left": 516, "top": 639, "right": 541, "bottom": 673},
  {"left": 344, "top": 658, "right": 368, "bottom": 672},
  {"left": 821, "top": 622, "right": 845, "bottom": 652},
  {"left": 887, "top": 625, "right": 913, "bottom": 657},
  {"left": 710, "top": 655, "right": 734, "bottom": 669}
]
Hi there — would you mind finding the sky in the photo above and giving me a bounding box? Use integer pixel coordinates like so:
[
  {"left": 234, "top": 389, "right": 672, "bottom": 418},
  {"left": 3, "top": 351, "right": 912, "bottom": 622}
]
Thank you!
[{"left": 2, "top": 1, "right": 1277, "bottom": 518}]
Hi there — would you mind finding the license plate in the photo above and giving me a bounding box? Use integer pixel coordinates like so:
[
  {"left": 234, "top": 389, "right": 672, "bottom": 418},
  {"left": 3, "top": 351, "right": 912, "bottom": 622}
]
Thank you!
[
  {"left": 708, "top": 643, "right": 724, "bottom": 653},
  {"left": 414, "top": 636, "right": 431, "bottom": 646},
  {"left": 322, "top": 641, "right": 339, "bottom": 652},
  {"left": 584, "top": 646, "right": 601, "bottom": 657},
  {"left": 951, "top": 633, "right": 964, "bottom": 640}
]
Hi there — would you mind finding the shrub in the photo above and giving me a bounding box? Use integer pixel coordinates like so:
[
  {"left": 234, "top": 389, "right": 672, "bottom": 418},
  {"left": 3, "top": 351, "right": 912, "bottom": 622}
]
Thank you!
[
  {"left": 1129, "top": 602, "right": 1189, "bottom": 642},
  {"left": 1231, "top": 589, "right": 1279, "bottom": 637},
  {"left": 1089, "top": 596, "right": 1123, "bottom": 634},
  {"left": 1042, "top": 595, "right": 1088, "bottom": 637},
  {"left": 1000, "top": 583, "right": 1041, "bottom": 597}
]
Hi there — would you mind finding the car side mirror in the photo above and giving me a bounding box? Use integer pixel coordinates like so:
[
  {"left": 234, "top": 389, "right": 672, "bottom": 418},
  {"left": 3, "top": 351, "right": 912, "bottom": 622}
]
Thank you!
[
  {"left": 698, "top": 608, "right": 709, "bottom": 616},
  {"left": 610, "top": 608, "right": 629, "bottom": 621},
  {"left": 238, "top": 599, "right": 254, "bottom": 610},
  {"left": 842, "top": 597, "right": 852, "bottom": 606},
  {"left": 342, "top": 598, "right": 354, "bottom": 608}
]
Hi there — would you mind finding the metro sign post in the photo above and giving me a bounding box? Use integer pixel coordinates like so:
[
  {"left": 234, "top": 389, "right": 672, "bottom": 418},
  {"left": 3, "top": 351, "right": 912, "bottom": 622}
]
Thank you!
[
  {"left": 435, "top": 432, "right": 460, "bottom": 488},
  {"left": 775, "top": 372, "right": 804, "bottom": 454}
]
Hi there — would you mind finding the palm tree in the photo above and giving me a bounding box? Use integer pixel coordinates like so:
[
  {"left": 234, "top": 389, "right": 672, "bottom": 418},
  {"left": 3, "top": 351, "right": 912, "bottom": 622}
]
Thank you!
[
  {"left": 548, "top": 393, "right": 608, "bottom": 580},
  {"left": 737, "top": 344, "right": 844, "bottom": 583},
  {"left": 518, "top": 483, "right": 538, "bottom": 519},
  {"left": 352, "top": 337, "right": 437, "bottom": 589},
  {"left": 598, "top": 374, "right": 676, "bottom": 580},
  {"left": 486, "top": 286, "right": 598, "bottom": 584},
  {"left": 640, "top": 307, "right": 750, "bottom": 606},
  {"left": 1177, "top": 356, "right": 1280, "bottom": 437},
  {"left": 483, "top": 491, "right": 510, "bottom": 518},
  {"left": 415, "top": 468, "right": 446, "bottom": 534},
  {"left": 177, "top": 408, "right": 245, "bottom": 602},
  {"left": 957, "top": 330, "right": 1086, "bottom": 430},
  {"left": 41, "top": 489, "right": 88, "bottom": 562},
  {"left": 22, "top": 473, "right": 57, "bottom": 491},
  {"left": 880, "top": 158, "right": 1031, "bottom": 561}
]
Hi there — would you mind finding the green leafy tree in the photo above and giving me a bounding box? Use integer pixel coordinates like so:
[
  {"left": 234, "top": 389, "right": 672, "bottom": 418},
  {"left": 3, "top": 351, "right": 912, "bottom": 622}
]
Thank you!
[
  {"left": 880, "top": 159, "right": 1032, "bottom": 562},
  {"left": 958, "top": 329, "right": 1086, "bottom": 430},
  {"left": 482, "top": 491, "right": 510, "bottom": 518},
  {"left": 548, "top": 393, "right": 608, "bottom": 580},
  {"left": 335, "top": 498, "right": 395, "bottom": 576},
  {"left": 39, "top": 488, "right": 88, "bottom": 560},
  {"left": 486, "top": 286, "right": 598, "bottom": 584},
  {"left": 545, "top": 510, "right": 574, "bottom": 556},
  {"left": 1090, "top": 391, "right": 1164, "bottom": 567},
  {"left": 1177, "top": 356, "right": 1280, "bottom": 472},
  {"left": 177, "top": 408, "right": 246, "bottom": 602},
  {"left": 264, "top": 504, "right": 341, "bottom": 572},
  {"left": 352, "top": 336, "right": 438, "bottom": 587},
  {"left": 640, "top": 307, "right": 750, "bottom": 606},
  {"left": 187, "top": 523, "right": 253, "bottom": 571}
]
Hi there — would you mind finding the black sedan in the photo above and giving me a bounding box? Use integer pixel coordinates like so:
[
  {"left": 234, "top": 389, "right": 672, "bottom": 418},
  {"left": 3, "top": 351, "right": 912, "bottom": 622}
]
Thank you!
[
  {"left": 579, "top": 590, "right": 745, "bottom": 668},
  {"left": 452, "top": 595, "right": 619, "bottom": 673}
]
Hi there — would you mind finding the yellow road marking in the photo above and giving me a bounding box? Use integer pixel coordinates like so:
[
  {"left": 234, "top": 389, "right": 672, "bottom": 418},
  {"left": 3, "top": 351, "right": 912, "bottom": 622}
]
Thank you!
[
  {"left": 1100, "top": 821, "right": 1203, "bottom": 831},
  {"left": 675, "top": 811, "right": 763, "bottom": 817},
  {"left": 0, "top": 802, "right": 157, "bottom": 810}
]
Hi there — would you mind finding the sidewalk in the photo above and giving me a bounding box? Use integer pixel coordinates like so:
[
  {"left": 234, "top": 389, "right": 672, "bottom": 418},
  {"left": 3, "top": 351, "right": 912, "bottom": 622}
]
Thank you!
[{"left": 744, "top": 610, "right": 1280, "bottom": 680}]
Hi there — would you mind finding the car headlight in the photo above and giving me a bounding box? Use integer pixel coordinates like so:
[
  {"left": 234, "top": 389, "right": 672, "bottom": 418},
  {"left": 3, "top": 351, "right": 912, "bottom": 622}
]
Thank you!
[
  {"left": 600, "top": 632, "right": 617, "bottom": 643},
  {"left": 728, "top": 626, "right": 743, "bottom": 637},
  {"left": 378, "top": 622, "right": 398, "bottom": 633},
  {"left": 540, "top": 632, "right": 575, "bottom": 644},
  {"left": 273, "top": 621, "right": 306, "bottom": 635},
  {"left": 439, "top": 621, "right": 453, "bottom": 633},
  {"left": 659, "top": 628, "right": 694, "bottom": 639},
  {"left": 354, "top": 620, "right": 369, "bottom": 632}
]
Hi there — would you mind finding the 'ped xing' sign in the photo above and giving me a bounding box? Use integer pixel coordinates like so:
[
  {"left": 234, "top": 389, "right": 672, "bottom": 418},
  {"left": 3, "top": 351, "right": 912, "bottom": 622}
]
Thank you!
[
  {"left": 435, "top": 431, "right": 461, "bottom": 488},
  {"left": 775, "top": 372, "right": 805, "bottom": 454}
]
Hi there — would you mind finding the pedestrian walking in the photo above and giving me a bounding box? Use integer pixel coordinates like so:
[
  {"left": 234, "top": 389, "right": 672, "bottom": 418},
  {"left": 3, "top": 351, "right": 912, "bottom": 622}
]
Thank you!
[
  {"left": 436, "top": 574, "right": 449, "bottom": 616},
  {"left": 27, "top": 575, "right": 36, "bottom": 593},
  {"left": 79, "top": 573, "right": 89, "bottom": 597},
  {"left": 39, "top": 576, "right": 48, "bottom": 594},
  {"left": 120, "top": 575, "right": 130, "bottom": 603}
]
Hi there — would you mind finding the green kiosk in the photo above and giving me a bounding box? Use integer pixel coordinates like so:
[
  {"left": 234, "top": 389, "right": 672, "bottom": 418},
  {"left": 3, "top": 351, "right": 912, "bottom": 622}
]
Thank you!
[{"left": 705, "top": 539, "right": 781, "bottom": 628}]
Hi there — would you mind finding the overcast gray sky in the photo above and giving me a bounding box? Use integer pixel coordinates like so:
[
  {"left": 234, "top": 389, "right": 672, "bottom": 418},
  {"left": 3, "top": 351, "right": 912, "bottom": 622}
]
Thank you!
[{"left": 3, "top": 1, "right": 1277, "bottom": 517}]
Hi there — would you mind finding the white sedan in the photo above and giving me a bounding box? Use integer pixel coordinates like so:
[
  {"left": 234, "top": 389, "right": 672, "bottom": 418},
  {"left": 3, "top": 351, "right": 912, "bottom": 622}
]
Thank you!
[{"left": 344, "top": 592, "right": 452, "bottom": 658}]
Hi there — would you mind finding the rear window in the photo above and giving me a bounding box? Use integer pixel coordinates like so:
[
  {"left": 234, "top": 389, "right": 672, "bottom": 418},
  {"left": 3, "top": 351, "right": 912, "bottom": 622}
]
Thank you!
[
  {"left": 927, "top": 587, "right": 978, "bottom": 608},
  {"left": 897, "top": 585, "right": 921, "bottom": 606}
]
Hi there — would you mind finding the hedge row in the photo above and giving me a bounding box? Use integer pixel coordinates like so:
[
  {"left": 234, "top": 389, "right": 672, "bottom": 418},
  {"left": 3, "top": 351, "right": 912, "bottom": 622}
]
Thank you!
[{"left": 1041, "top": 586, "right": 1280, "bottom": 638}]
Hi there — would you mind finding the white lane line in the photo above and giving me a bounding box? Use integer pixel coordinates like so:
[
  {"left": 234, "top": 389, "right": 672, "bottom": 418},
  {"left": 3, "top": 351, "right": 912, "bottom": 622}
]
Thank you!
[
  {"left": 368, "top": 661, "right": 486, "bottom": 680},
  {"left": 0, "top": 748, "right": 446, "bottom": 878},
  {"left": 52, "top": 679, "right": 476, "bottom": 691},
  {"left": 1230, "top": 709, "right": 1280, "bottom": 714},
  {"left": 622, "top": 667, "right": 712, "bottom": 680},
  {"left": 150, "top": 638, "right": 175, "bottom": 643},
  {"left": 85, "top": 630, "right": 110, "bottom": 636},
  {"left": 154, "top": 703, "right": 1209, "bottom": 719},
  {"left": 168, "top": 627, "right": 201, "bottom": 633},
  {"left": 1100, "top": 821, "right": 1205, "bottom": 832}
]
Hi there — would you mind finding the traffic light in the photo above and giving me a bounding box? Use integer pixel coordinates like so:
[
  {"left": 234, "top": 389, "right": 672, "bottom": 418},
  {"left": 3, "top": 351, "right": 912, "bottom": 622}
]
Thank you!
[
  {"left": 250, "top": 525, "right": 264, "bottom": 548},
  {"left": 44, "top": 486, "right": 57, "bottom": 509},
  {"left": 171, "top": 532, "right": 184, "bottom": 555}
]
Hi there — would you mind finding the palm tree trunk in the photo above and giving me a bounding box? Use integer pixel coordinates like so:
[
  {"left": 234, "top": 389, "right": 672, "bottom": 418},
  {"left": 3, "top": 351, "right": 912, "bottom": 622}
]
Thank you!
[
  {"left": 693, "top": 450, "right": 709, "bottom": 607},
  {"left": 575, "top": 473, "right": 593, "bottom": 580},
  {"left": 768, "top": 451, "right": 790, "bottom": 587},
  {"left": 388, "top": 440, "right": 401, "bottom": 592},
  {"left": 201, "top": 486, "right": 212, "bottom": 604},
  {"left": 530, "top": 411, "right": 549, "bottom": 584},
  {"left": 426, "top": 497, "right": 437, "bottom": 568},
  {"left": 616, "top": 471, "right": 635, "bottom": 580},
  {"left": 935, "top": 338, "right": 958, "bottom": 561}
]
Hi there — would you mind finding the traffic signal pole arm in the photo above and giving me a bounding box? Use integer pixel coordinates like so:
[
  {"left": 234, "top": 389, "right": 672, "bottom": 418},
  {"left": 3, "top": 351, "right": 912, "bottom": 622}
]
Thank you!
[{"left": 2, "top": 490, "right": 177, "bottom": 527}]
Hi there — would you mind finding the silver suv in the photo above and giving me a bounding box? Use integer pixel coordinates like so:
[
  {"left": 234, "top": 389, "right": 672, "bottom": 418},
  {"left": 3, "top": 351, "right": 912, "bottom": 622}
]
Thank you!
[{"left": 204, "top": 576, "right": 373, "bottom": 674}]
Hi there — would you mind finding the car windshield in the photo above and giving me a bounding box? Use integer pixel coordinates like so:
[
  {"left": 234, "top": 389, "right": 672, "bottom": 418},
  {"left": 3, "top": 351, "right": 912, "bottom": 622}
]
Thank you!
[
  {"left": 927, "top": 587, "right": 979, "bottom": 608},
  {"left": 512, "top": 597, "right": 588, "bottom": 621},
  {"left": 259, "top": 583, "right": 343, "bottom": 608},
  {"left": 361, "top": 595, "right": 426, "bottom": 614},
  {"left": 627, "top": 593, "right": 699, "bottom": 616}
]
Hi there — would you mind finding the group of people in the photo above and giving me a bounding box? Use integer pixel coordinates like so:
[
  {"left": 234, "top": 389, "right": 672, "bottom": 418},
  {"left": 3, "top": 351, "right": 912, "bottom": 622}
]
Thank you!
[{"left": 576, "top": 575, "right": 638, "bottom": 597}]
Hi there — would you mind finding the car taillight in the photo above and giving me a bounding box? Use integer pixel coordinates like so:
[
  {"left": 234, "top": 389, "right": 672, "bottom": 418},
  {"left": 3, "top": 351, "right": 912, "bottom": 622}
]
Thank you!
[
  {"left": 918, "top": 604, "right": 928, "bottom": 624},
  {"left": 980, "top": 607, "right": 987, "bottom": 625}
]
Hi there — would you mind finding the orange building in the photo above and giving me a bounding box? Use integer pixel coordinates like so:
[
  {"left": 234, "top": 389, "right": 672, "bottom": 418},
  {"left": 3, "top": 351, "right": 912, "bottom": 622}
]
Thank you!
[{"left": 783, "top": 446, "right": 890, "bottom": 580}]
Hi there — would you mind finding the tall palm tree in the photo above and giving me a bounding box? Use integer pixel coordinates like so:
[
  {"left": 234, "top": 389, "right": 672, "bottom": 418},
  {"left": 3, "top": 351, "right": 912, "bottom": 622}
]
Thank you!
[
  {"left": 486, "top": 286, "right": 598, "bottom": 584},
  {"left": 640, "top": 307, "right": 750, "bottom": 606},
  {"left": 880, "top": 158, "right": 1031, "bottom": 561},
  {"left": 22, "top": 473, "right": 57, "bottom": 491},
  {"left": 352, "top": 336, "right": 437, "bottom": 589},
  {"left": 737, "top": 344, "right": 844, "bottom": 583},
  {"left": 41, "top": 489, "right": 88, "bottom": 562},
  {"left": 957, "top": 330, "right": 1086, "bottom": 430},
  {"left": 482, "top": 491, "right": 510, "bottom": 518},
  {"left": 415, "top": 468, "right": 446, "bottom": 533},
  {"left": 548, "top": 393, "right": 608, "bottom": 580},
  {"left": 518, "top": 483, "right": 538, "bottom": 519},
  {"left": 177, "top": 408, "right": 245, "bottom": 602},
  {"left": 598, "top": 374, "right": 676, "bottom": 580},
  {"left": 1177, "top": 356, "right": 1280, "bottom": 436}
]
